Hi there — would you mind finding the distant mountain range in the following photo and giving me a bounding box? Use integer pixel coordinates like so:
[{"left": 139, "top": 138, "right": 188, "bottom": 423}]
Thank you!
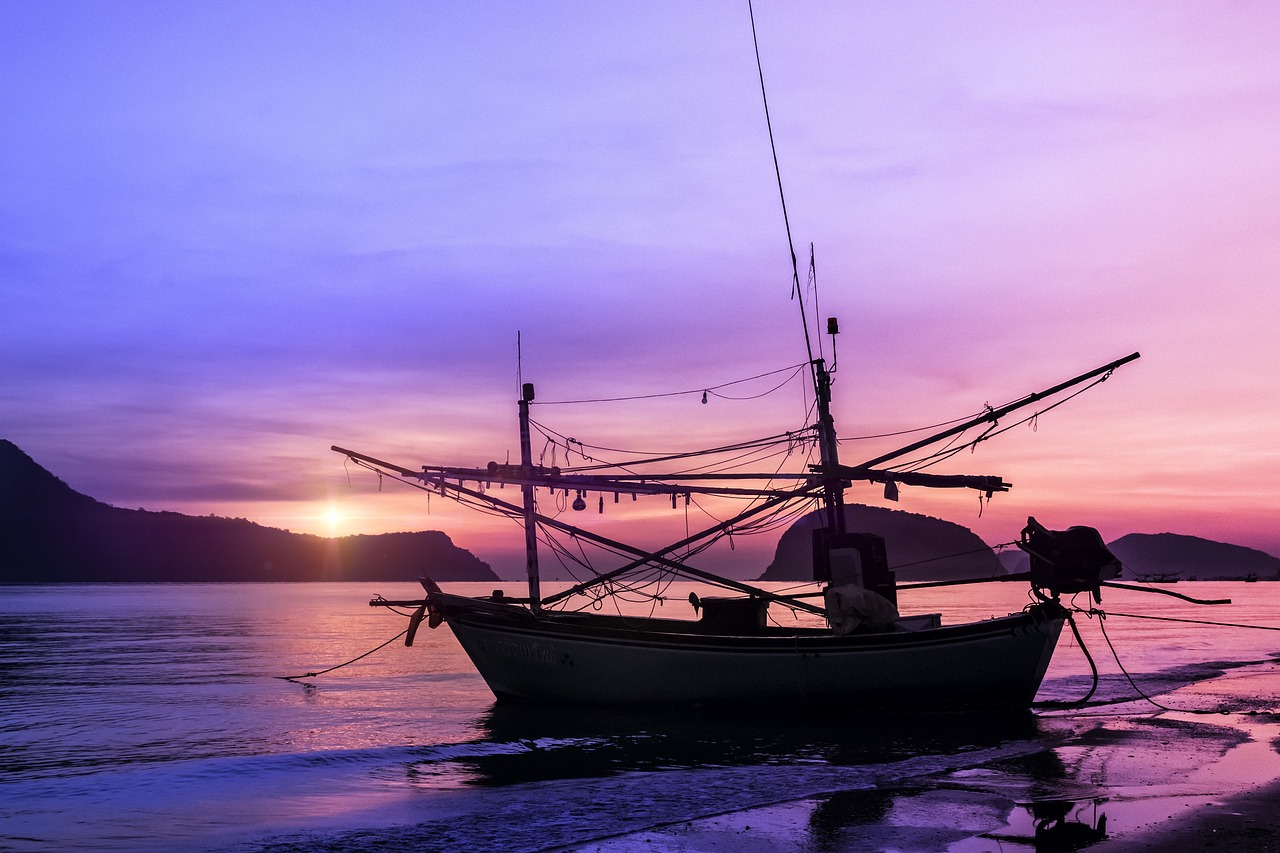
[
  {"left": 0, "top": 440, "right": 497, "bottom": 583},
  {"left": 1107, "top": 533, "right": 1280, "bottom": 581},
  {"left": 6, "top": 439, "right": 1275, "bottom": 585},
  {"left": 760, "top": 505, "right": 1280, "bottom": 583}
]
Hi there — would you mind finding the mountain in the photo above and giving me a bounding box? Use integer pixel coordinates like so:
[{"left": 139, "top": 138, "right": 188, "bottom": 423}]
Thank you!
[
  {"left": 0, "top": 439, "right": 497, "bottom": 583},
  {"left": 757, "top": 504, "right": 1002, "bottom": 582},
  {"left": 997, "top": 549, "right": 1030, "bottom": 575},
  {"left": 1107, "top": 532, "right": 1280, "bottom": 581}
]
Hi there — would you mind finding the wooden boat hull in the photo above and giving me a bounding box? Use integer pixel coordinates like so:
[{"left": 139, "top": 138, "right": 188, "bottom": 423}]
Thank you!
[{"left": 430, "top": 592, "right": 1066, "bottom": 710}]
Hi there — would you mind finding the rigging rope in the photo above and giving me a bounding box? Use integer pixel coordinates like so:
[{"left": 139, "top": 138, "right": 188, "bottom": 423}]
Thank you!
[
  {"left": 1097, "top": 610, "right": 1280, "bottom": 632},
  {"left": 890, "top": 374, "right": 1113, "bottom": 474},
  {"left": 534, "top": 362, "right": 807, "bottom": 405},
  {"left": 749, "top": 0, "right": 815, "bottom": 367},
  {"left": 888, "top": 541, "right": 1020, "bottom": 572}
]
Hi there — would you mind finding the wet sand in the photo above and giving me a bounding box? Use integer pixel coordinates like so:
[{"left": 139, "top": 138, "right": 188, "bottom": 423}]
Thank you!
[
  {"left": 573, "top": 733, "right": 1280, "bottom": 852},
  {"left": 572, "top": 665, "right": 1280, "bottom": 852},
  {"left": 1088, "top": 669, "right": 1280, "bottom": 850},
  {"left": 1093, "top": 777, "right": 1280, "bottom": 851}
]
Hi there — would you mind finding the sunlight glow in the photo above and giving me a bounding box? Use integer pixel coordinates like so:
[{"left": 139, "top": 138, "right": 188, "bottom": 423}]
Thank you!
[{"left": 324, "top": 504, "right": 343, "bottom": 537}]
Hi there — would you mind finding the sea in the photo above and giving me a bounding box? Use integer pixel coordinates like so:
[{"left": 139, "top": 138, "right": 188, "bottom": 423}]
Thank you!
[{"left": 2, "top": 580, "right": 1279, "bottom": 852}]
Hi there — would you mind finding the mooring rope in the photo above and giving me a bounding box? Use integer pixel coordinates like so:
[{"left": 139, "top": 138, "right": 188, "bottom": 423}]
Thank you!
[
  {"left": 1087, "top": 609, "right": 1184, "bottom": 713},
  {"left": 1039, "top": 605, "right": 1280, "bottom": 716},
  {"left": 1033, "top": 610, "right": 1101, "bottom": 711},
  {"left": 276, "top": 627, "right": 409, "bottom": 683}
]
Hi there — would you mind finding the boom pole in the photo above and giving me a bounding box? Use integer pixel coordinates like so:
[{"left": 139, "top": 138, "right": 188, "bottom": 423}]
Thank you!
[{"left": 857, "top": 352, "right": 1141, "bottom": 470}]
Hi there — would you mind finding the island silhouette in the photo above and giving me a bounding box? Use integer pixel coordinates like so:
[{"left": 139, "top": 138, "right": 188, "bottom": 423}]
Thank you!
[{"left": 0, "top": 440, "right": 496, "bottom": 583}]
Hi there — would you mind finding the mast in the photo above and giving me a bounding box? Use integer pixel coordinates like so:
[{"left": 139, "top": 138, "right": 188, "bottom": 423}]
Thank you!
[
  {"left": 812, "top": 356, "right": 845, "bottom": 534},
  {"left": 518, "top": 382, "right": 541, "bottom": 610}
]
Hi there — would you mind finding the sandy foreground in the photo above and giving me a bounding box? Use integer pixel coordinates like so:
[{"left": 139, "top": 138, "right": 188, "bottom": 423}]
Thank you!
[
  {"left": 1091, "top": 777, "right": 1280, "bottom": 851},
  {"left": 569, "top": 665, "right": 1280, "bottom": 852},
  {"left": 1089, "top": 669, "right": 1280, "bottom": 852}
]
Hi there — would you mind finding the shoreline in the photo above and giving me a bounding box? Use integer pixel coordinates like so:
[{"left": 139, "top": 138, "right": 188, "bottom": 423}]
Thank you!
[
  {"left": 1092, "top": 776, "right": 1280, "bottom": 850},
  {"left": 568, "top": 681, "right": 1280, "bottom": 852}
]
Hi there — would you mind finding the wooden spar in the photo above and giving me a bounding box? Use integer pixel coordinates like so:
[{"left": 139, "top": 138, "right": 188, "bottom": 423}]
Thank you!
[
  {"left": 330, "top": 444, "right": 829, "bottom": 616},
  {"left": 455, "top": 466, "right": 813, "bottom": 498},
  {"left": 855, "top": 352, "right": 1141, "bottom": 471},
  {"left": 816, "top": 467, "right": 1010, "bottom": 494},
  {"left": 330, "top": 445, "right": 419, "bottom": 478},
  {"left": 423, "top": 464, "right": 1008, "bottom": 496},
  {"left": 1100, "top": 581, "right": 1230, "bottom": 606},
  {"left": 897, "top": 573, "right": 1030, "bottom": 590},
  {"left": 518, "top": 383, "right": 541, "bottom": 611}
]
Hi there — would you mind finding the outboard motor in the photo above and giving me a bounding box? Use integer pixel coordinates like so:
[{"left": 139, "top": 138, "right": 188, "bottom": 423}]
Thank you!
[{"left": 1018, "top": 516, "right": 1121, "bottom": 602}]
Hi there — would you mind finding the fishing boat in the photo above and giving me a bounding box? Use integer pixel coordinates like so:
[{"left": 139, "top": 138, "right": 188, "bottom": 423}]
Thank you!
[
  {"left": 334, "top": 348, "right": 1136, "bottom": 711},
  {"left": 335, "top": 11, "right": 1135, "bottom": 711}
]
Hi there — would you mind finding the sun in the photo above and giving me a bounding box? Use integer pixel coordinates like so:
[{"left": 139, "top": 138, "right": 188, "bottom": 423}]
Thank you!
[{"left": 324, "top": 504, "right": 343, "bottom": 536}]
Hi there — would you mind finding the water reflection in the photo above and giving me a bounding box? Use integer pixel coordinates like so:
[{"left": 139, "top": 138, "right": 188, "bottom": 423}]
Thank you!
[
  {"left": 402, "top": 704, "right": 1131, "bottom": 851},
  {"left": 806, "top": 789, "right": 894, "bottom": 848},
  {"left": 405, "top": 703, "right": 1048, "bottom": 788},
  {"left": 1027, "top": 800, "right": 1108, "bottom": 851}
]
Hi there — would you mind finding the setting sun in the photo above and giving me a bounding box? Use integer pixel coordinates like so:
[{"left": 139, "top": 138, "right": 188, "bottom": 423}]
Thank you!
[{"left": 323, "top": 503, "right": 343, "bottom": 536}]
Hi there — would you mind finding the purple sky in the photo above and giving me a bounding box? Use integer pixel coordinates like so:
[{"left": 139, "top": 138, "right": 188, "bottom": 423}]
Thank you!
[{"left": 4, "top": 2, "right": 1279, "bottom": 578}]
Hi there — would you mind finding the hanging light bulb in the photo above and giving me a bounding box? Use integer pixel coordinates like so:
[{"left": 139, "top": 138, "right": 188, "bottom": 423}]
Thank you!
[
  {"left": 701, "top": 390, "right": 708, "bottom": 404},
  {"left": 572, "top": 491, "right": 587, "bottom": 511}
]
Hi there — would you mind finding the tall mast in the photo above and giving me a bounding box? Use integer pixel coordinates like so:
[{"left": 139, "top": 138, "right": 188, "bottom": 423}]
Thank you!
[
  {"left": 518, "top": 382, "right": 541, "bottom": 610},
  {"left": 812, "top": 356, "right": 845, "bottom": 534}
]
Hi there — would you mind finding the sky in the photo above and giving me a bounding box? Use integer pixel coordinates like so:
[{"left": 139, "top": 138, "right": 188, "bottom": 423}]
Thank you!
[{"left": 3, "top": 2, "right": 1279, "bottom": 579}]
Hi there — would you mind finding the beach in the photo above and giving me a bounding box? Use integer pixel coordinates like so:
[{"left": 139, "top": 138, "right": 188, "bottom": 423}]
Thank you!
[
  {"left": 565, "top": 662, "right": 1280, "bottom": 852},
  {"left": 1094, "top": 778, "right": 1280, "bottom": 851},
  {"left": 564, "top": 719, "right": 1280, "bottom": 852}
]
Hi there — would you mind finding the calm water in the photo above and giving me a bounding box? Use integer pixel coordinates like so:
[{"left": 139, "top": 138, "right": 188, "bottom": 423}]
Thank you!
[{"left": 2, "top": 581, "right": 1278, "bottom": 851}]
